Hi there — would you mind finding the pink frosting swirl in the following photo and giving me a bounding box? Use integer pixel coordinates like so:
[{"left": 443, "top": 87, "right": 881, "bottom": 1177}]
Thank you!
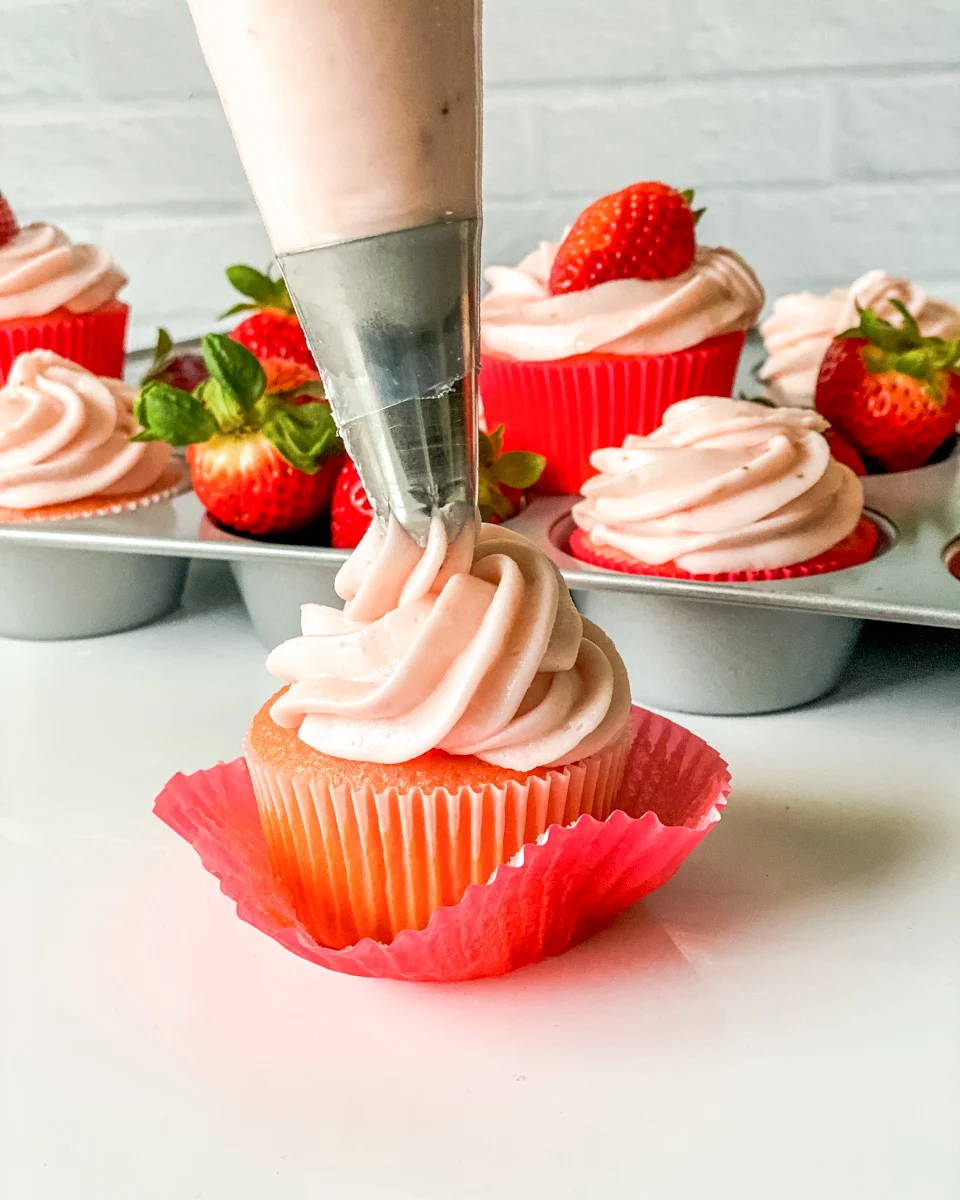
[
  {"left": 267, "top": 518, "right": 632, "bottom": 769},
  {"left": 759, "top": 270, "right": 960, "bottom": 406},
  {"left": 572, "top": 397, "right": 864, "bottom": 575},
  {"left": 0, "top": 224, "right": 127, "bottom": 321},
  {"left": 480, "top": 242, "right": 764, "bottom": 362},
  {"left": 0, "top": 351, "right": 170, "bottom": 509}
]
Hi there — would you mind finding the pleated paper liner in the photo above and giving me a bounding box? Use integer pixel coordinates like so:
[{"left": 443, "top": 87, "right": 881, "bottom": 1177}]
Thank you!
[
  {"left": 244, "top": 717, "right": 633, "bottom": 949},
  {"left": 480, "top": 330, "right": 746, "bottom": 496},
  {"left": 0, "top": 301, "right": 129, "bottom": 384},
  {"left": 153, "top": 705, "right": 731, "bottom": 982},
  {"left": 0, "top": 462, "right": 188, "bottom": 524},
  {"left": 569, "top": 517, "right": 880, "bottom": 582}
]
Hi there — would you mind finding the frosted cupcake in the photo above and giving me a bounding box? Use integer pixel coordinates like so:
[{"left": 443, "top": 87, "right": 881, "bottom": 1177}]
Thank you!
[
  {"left": 0, "top": 350, "right": 180, "bottom": 521},
  {"left": 570, "top": 397, "right": 878, "bottom": 581},
  {"left": 759, "top": 270, "right": 960, "bottom": 407},
  {"left": 0, "top": 206, "right": 129, "bottom": 383},
  {"left": 244, "top": 519, "right": 633, "bottom": 949},
  {"left": 480, "top": 181, "right": 764, "bottom": 494}
]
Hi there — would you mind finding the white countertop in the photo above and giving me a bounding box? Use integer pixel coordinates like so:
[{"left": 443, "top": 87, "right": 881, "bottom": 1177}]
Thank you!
[{"left": 2, "top": 561, "right": 959, "bottom": 1200}]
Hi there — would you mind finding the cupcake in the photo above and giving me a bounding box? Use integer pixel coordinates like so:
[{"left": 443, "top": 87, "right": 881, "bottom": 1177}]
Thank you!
[
  {"left": 0, "top": 198, "right": 129, "bottom": 384},
  {"left": 480, "top": 181, "right": 764, "bottom": 494},
  {"left": 570, "top": 396, "right": 878, "bottom": 581},
  {"left": 0, "top": 350, "right": 180, "bottom": 521},
  {"left": 244, "top": 519, "right": 634, "bottom": 949},
  {"left": 759, "top": 270, "right": 960, "bottom": 408}
]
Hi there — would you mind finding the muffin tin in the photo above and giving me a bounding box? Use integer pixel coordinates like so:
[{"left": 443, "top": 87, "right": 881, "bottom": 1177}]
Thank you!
[{"left": 0, "top": 458, "right": 957, "bottom": 709}]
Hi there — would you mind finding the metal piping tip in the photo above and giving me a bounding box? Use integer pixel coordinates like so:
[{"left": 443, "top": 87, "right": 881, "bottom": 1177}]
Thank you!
[{"left": 279, "top": 219, "right": 480, "bottom": 547}]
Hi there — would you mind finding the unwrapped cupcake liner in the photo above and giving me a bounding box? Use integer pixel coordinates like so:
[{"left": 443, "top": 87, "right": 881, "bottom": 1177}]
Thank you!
[
  {"left": 0, "top": 462, "right": 188, "bottom": 524},
  {"left": 153, "top": 706, "right": 731, "bottom": 982},
  {"left": 0, "top": 301, "right": 129, "bottom": 384},
  {"left": 244, "top": 722, "right": 632, "bottom": 949},
  {"left": 569, "top": 516, "right": 880, "bottom": 583},
  {"left": 480, "top": 330, "right": 746, "bottom": 495}
]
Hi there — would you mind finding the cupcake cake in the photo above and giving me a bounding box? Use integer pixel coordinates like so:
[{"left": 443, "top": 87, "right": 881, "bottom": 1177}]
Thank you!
[
  {"left": 0, "top": 193, "right": 129, "bottom": 383},
  {"left": 244, "top": 518, "right": 633, "bottom": 949},
  {"left": 759, "top": 270, "right": 960, "bottom": 408},
  {"left": 480, "top": 181, "right": 764, "bottom": 494},
  {"left": 0, "top": 350, "right": 180, "bottom": 521},
  {"left": 570, "top": 396, "right": 878, "bottom": 581}
]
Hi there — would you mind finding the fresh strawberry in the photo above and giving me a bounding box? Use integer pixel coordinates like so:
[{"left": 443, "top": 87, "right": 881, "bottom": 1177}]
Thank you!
[
  {"left": 0, "top": 192, "right": 18, "bottom": 248},
  {"left": 330, "top": 460, "right": 375, "bottom": 549},
  {"left": 134, "top": 333, "right": 343, "bottom": 535},
  {"left": 548, "top": 182, "right": 703, "bottom": 295},
  {"left": 223, "top": 264, "right": 317, "bottom": 371},
  {"left": 815, "top": 302, "right": 960, "bottom": 473},
  {"left": 141, "top": 327, "right": 208, "bottom": 393},
  {"left": 329, "top": 426, "right": 547, "bottom": 550},
  {"left": 824, "top": 429, "right": 867, "bottom": 476}
]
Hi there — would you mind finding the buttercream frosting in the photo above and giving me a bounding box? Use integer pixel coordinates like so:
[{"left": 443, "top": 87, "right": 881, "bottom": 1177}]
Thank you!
[
  {"left": 0, "top": 351, "right": 170, "bottom": 509},
  {"left": 267, "top": 518, "right": 632, "bottom": 769},
  {"left": 0, "top": 224, "right": 127, "bottom": 322},
  {"left": 572, "top": 396, "right": 864, "bottom": 575},
  {"left": 480, "top": 243, "right": 764, "bottom": 362}
]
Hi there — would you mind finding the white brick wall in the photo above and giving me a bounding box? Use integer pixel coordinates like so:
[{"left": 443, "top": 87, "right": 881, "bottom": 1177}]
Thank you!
[{"left": 1, "top": 0, "right": 958, "bottom": 349}]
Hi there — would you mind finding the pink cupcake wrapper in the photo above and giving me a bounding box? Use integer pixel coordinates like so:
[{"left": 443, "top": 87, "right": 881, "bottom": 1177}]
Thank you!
[
  {"left": 243, "top": 722, "right": 632, "bottom": 950},
  {"left": 480, "top": 331, "right": 746, "bottom": 495},
  {"left": 154, "top": 706, "right": 731, "bottom": 982},
  {"left": 0, "top": 303, "right": 129, "bottom": 384}
]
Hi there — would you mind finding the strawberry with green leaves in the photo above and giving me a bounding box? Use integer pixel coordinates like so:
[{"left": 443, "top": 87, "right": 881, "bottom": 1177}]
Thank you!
[
  {"left": 815, "top": 301, "right": 960, "bottom": 473},
  {"left": 330, "top": 426, "right": 546, "bottom": 549},
  {"left": 549, "top": 181, "right": 703, "bottom": 295},
  {"left": 223, "top": 263, "right": 317, "bottom": 372},
  {"left": 135, "top": 333, "right": 343, "bottom": 536}
]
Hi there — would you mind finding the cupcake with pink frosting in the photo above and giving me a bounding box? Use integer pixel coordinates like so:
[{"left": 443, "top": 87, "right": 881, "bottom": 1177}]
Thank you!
[
  {"left": 0, "top": 350, "right": 181, "bottom": 522},
  {"left": 480, "top": 182, "right": 764, "bottom": 494},
  {"left": 759, "top": 270, "right": 960, "bottom": 407},
  {"left": 570, "top": 396, "right": 878, "bottom": 582},
  {"left": 244, "top": 520, "right": 634, "bottom": 950},
  {"left": 0, "top": 195, "right": 129, "bottom": 384}
]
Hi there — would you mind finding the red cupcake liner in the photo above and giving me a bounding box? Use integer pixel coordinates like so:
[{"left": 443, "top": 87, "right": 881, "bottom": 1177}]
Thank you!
[
  {"left": 480, "top": 330, "right": 746, "bottom": 495},
  {"left": 569, "top": 516, "right": 880, "bottom": 583},
  {"left": 0, "top": 301, "right": 129, "bottom": 384},
  {"left": 153, "top": 705, "right": 730, "bottom": 983}
]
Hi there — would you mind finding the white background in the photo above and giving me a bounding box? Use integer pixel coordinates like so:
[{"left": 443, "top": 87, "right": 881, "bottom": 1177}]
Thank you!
[{"left": 1, "top": 0, "right": 959, "bottom": 347}]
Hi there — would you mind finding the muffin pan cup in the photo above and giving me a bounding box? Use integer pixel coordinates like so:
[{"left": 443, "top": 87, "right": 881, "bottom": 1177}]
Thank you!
[{"left": 0, "top": 472, "right": 957, "bottom": 711}]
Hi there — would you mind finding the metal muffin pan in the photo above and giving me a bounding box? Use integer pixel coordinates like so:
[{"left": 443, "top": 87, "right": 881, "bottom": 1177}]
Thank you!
[{"left": 0, "top": 458, "right": 957, "bottom": 711}]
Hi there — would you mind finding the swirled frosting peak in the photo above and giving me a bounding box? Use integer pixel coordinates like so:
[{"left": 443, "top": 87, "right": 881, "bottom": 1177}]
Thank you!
[
  {"left": 267, "top": 518, "right": 632, "bottom": 769},
  {"left": 0, "top": 351, "right": 170, "bottom": 509},
  {"left": 572, "top": 396, "right": 864, "bottom": 575},
  {"left": 0, "top": 224, "right": 127, "bottom": 321},
  {"left": 480, "top": 242, "right": 764, "bottom": 361},
  {"left": 759, "top": 270, "right": 960, "bottom": 406}
]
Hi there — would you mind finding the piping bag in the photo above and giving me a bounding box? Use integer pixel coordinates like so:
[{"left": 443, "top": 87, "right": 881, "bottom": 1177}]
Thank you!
[{"left": 187, "top": 0, "right": 483, "bottom": 545}]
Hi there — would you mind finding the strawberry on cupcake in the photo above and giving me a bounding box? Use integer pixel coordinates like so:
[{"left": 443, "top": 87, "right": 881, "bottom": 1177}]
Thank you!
[
  {"left": 0, "top": 192, "right": 129, "bottom": 383},
  {"left": 570, "top": 396, "right": 878, "bottom": 582},
  {"left": 480, "top": 181, "right": 764, "bottom": 494},
  {"left": 134, "top": 333, "right": 343, "bottom": 536}
]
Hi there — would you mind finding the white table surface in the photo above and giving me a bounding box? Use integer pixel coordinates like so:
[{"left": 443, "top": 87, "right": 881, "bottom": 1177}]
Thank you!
[{"left": 2, "top": 561, "right": 958, "bottom": 1200}]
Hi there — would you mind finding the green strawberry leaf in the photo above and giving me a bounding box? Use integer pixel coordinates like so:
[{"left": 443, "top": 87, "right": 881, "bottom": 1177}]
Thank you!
[
  {"left": 141, "top": 327, "right": 173, "bottom": 385},
  {"left": 859, "top": 307, "right": 904, "bottom": 353},
  {"left": 226, "top": 264, "right": 282, "bottom": 305},
  {"left": 201, "top": 333, "right": 266, "bottom": 418},
  {"left": 195, "top": 377, "right": 244, "bottom": 432},
  {"left": 287, "top": 379, "right": 326, "bottom": 401},
  {"left": 132, "top": 381, "right": 218, "bottom": 445},
  {"left": 262, "top": 401, "right": 342, "bottom": 473},
  {"left": 888, "top": 299, "right": 922, "bottom": 343},
  {"left": 478, "top": 478, "right": 514, "bottom": 522},
  {"left": 489, "top": 449, "right": 546, "bottom": 490},
  {"left": 486, "top": 424, "right": 505, "bottom": 459},
  {"left": 219, "top": 301, "right": 259, "bottom": 319}
]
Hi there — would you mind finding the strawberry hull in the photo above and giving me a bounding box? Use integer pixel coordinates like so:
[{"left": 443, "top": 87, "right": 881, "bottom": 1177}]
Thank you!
[{"left": 480, "top": 330, "right": 746, "bottom": 495}]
